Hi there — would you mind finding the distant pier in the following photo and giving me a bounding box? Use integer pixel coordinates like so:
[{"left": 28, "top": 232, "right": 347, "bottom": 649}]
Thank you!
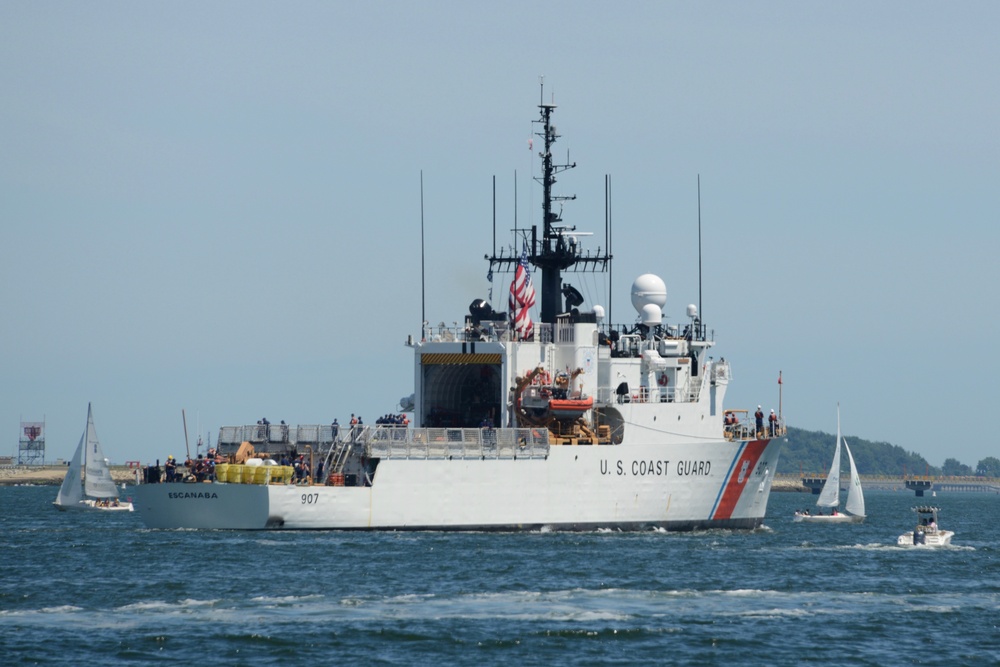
[
  {"left": 905, "top": 478, "right": 933, "bottom": 496},
  {"left": 801, "top": 476, "right": 829, "bottom": 495},
  {"left": 900, "top": 476, "right": 1000, "bottom": 495},
  {"left": 781, "top": 474, "right": 1000, "bottom": 495}
]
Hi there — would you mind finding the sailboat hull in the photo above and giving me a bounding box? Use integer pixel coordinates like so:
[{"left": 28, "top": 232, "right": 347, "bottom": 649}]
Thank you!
[
  {"left": 53, "top": 499, "right": 134, "bottom": 512},
  {"left": 793, "top": 512, "right": 864, "bottom": 524}
]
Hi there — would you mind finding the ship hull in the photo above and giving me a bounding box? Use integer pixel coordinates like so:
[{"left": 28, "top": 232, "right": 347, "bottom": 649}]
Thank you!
[{"left": 133, "top": 437, "right": 782, "bottom": 530}]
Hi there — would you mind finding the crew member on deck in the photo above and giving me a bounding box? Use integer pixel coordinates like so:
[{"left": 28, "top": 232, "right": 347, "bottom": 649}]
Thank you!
[
  {"left": 755, "top": 406, "right": 764, "bottom": 438},
  {"left": 768, "top": 409, "right": 777, "bottom": 436}
]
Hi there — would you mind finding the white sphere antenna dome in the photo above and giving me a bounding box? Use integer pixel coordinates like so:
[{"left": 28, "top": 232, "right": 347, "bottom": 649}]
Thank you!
[
  {"left": 641, "top": 304, "right": 662, "bottom": 327},
  {"left": 631, "top": 274, "right": 667, "bottom": 314},
  {"left": 592, "top": 304, "right": 605, "bottom": 323},
  {"left": 687, "top": 304, "right": 698, "bottom": 318}
]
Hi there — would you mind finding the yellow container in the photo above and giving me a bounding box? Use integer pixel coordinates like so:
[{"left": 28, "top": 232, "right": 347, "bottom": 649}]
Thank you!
[
  {"left": 252, "top": 466, "right": 271, "bottom": 485},
  {"left": 215, "top": 463, "right": 229, "bottom": 481},
  {"left": 273, "top": 466, "right": 292, "bottom": 484},
  {"left": 269, "top": 466, "right": 280, "bottom": 484},
  {"left": 227, "top": 465, "right": 243, "bottom": 483}
]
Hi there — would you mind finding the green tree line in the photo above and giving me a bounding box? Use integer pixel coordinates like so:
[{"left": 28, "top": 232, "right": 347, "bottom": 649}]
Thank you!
[{"left": 778, "top": 426, "right": 1000, "bottom": 477}]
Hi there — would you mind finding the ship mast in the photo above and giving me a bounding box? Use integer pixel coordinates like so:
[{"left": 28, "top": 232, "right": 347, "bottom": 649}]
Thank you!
[
  {"left": 489, "top": 82, "right": 611, "bottom": 325},
  {"left": 534, "top": 88, "right": 577, "bottom": 323}
]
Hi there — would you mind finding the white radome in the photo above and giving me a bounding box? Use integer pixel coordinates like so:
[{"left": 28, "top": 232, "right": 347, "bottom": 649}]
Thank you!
[
  {"left": 641, "top": 303, "right": 662, "bottom": 326},
  {"left": 630, "top": 274, "right": 667, "bottom": 312}
]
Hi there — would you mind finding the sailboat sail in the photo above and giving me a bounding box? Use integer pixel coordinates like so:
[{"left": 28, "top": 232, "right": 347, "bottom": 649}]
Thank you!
[
  {"left": 82, "top": 405, "right": 119, "bottom": 499},
  {"left": 816, "top": 409, "right": 843, "bottom": 508},
  {"left": 55, "top": 431, "right": 85, "bottom": 507},
  {"left": 844, "top": 440, "right": 865, "bottom": 517}
]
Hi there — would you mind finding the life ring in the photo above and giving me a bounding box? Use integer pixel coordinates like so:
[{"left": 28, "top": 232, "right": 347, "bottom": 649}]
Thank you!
[{"left": 657, "top": 373, "right": 669, "bottom": 387}]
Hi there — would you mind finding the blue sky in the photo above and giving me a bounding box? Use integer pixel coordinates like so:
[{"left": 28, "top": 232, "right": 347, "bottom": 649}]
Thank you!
[{"left": 2, "top": 2, "right": 998, "bottom": 469}]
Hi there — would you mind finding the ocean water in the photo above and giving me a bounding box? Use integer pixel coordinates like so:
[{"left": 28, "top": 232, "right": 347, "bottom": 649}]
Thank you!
[{"left": 1, "top": 486, "right": 997, "bottom": 666}]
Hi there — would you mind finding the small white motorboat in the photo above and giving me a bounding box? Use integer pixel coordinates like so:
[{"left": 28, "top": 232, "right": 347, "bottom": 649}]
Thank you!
[{"left": 897, "top": 506, "right": 953, "bottom": 547}]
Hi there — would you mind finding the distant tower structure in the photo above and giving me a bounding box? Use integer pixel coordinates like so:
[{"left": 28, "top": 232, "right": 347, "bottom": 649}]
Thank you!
[{"left": 18, "top": 419, "right": 46, "bottom": 465}]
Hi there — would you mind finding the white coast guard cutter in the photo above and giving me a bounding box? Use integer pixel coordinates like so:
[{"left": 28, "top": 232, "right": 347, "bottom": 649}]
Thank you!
[{"left": 132, "top": 89, "right": 786, "bottom": 530}]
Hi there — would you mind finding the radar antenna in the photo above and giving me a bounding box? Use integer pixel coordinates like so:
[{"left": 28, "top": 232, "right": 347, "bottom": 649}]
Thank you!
[{"left": 488, "top": 81, "right": 612, "bottom": 324}]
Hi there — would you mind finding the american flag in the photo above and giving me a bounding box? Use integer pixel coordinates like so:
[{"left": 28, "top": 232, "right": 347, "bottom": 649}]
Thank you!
[{"left": 509, "top": 243, "right": 536, "bottom": 340}]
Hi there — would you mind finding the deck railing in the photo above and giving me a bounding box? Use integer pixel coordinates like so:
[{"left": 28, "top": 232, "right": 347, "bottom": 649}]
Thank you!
[
  {"left": 217, "top": 424, "right": 550, "bottom": 461},
  {"left": 366, "top": 427, "right": 549, "bottom": 460}
]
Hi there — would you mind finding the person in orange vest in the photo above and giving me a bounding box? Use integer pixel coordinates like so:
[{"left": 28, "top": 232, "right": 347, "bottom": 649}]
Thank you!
[
  {"left": 768, "top": 409, "right": 778, "bottom": 436},
  {"left": 348, "top": 413, "right": 359, "bottom": 441},
  {"left": 754, "top": 406, "right": 764, "bottom": 437}
]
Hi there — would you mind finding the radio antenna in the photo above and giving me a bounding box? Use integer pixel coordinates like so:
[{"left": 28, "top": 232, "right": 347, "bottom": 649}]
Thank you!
[
  {"left": 420, "top": 171, "right": 426, "bottom": 339},
  {"left": 697, "top": 174, "right": 703, "bottom": 323}
]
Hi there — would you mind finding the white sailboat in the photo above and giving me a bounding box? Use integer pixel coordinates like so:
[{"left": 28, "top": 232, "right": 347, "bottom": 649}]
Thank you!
[
  {"left": 793, "top": 406, "right": 865, "bottom": 523},
  {"left": 54, "top": 404, "right": 133, "bottom": 512}
]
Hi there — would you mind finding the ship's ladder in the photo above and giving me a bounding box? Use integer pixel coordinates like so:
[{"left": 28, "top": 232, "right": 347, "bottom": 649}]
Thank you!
[{"left": 327, "top": 439, "right": 353, "bottom": 473}]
